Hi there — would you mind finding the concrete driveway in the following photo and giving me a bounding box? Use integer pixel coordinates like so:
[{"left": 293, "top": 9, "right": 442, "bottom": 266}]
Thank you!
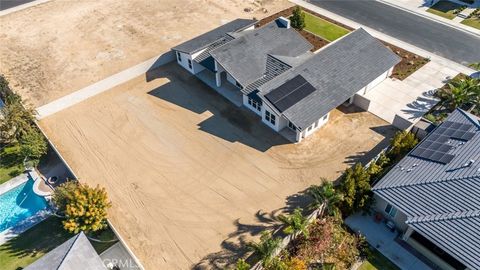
[{"left": 38, "top": 63, "right": 397, "bottom": 269}]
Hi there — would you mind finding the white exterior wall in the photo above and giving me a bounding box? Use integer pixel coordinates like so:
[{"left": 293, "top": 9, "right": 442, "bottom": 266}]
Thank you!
[
  {"left": 262, "top": 105, "right": 281, "bottom": 131},
  {"left": 356, "top": 67, "right": 392, "bottom": 96},
  {"left": 374, "top": 194, "right": 408, "bottom": 232},
  {"left": 297, "top": 112, "right": 330, "bottom": 141},
  {"left": 243, "top": 95, "right": 262, "bottom": 116},
  {"left": 175, "top": 51, "right": 205, "bottom": 75}
]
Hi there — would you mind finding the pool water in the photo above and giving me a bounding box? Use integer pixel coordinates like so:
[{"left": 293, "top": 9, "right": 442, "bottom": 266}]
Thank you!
[{"left": 0, "top": 179, "right": 48, "bottom": 232}]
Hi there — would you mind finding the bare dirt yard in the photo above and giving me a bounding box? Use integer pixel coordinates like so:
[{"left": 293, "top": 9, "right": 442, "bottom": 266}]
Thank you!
[
  {"left": 39, "top": 63, "right": 397, "bottom": 269},
  {"left": 0, "top": 0, "right": 291, "bottom": 108}
]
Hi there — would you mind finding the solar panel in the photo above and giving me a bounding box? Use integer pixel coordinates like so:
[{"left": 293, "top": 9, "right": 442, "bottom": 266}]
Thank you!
[{"left": 265, "top": 75, "right": 316, "bottom": 112}]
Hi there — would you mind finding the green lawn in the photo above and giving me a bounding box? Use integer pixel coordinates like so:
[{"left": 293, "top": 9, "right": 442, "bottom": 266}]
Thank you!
[
  {"left": 0, "top": 217, "right": 72, "bottom": 270},
  {"left": 461, "top": 17, "right": 480, "bottom": 30},
  {"left": 0, "top": 216, "right": 118, "bottom": 270},
  {"left": 0, "top": 144, "right": 25, "bottom": 184},
  {"left": 358, "top": 248, "right": 400, "bottom": 270},
  {"left": 426, "top": 1, "right": 464, "bottom": 19},
  {"left": 303, "top": 12, "right": 350, "bottom": 41}
]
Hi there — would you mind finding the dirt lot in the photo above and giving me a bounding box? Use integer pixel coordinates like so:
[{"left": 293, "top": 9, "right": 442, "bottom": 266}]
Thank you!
[
  {"left": 39, "top": 63, "right": 397, "bottom": 269},
  {"left": 0, "top": 0, "right": 291, "bottom": 108}
]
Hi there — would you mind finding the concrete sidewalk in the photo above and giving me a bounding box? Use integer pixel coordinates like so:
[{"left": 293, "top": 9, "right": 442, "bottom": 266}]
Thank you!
[{"left": 377, "top": 0, "right": 480, "bottom": 37}]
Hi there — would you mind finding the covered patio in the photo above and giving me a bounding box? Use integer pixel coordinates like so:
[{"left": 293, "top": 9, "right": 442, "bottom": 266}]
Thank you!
[
  {"left": 195, "top": 69, "right": 243, "bottom": 106},
  {"left": 345, "top": 213, "right": 432, "bottom": 270}
]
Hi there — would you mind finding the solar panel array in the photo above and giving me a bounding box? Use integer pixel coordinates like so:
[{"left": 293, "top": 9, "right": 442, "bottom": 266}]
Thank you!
[
  {"left": 265, "top": 75, "right": 315, "bottom": 112},
  {"left": 410, "top": 121, "right": 474, "bottom": 164}
]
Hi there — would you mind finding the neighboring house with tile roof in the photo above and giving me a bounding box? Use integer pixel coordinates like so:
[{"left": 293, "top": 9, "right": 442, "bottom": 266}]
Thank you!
[
  {"left": 372, "top": 109, "right": 480, "bottom": 270},
  {"left": 172, "top": 17, "right": 400, "bottom": 142},
  {"left": 25, "top": 232, "right": 107, "bottom": 270}
]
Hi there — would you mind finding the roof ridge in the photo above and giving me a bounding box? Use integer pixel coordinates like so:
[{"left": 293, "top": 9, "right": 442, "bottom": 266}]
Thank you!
[
  {"left": 57, "top": 232, "right": 83, "bottom": 269},
  {"left": 407, "top": 209, "right": 480, "bottom": 224},
  {"left": 457, "top": 108, "right": 480, "bottom": 129}
]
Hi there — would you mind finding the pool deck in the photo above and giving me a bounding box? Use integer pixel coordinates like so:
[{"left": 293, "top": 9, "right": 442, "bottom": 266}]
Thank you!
[{"left": 0, "top": 173, "right": 30, "bottom": 195}]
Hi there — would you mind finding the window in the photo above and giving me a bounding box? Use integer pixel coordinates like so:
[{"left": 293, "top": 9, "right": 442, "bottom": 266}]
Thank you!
[
  {"left": 384, "top": 203, "right": 397, "bottom": 218},
  {"left": 288, "top": 121, "right": 296, "bottom": 131},
  {"left": 177, "top": 52, "right": 182, "bottom": 62},
  {"left": 265, "top": 110, "right": 276, "bottom": 125},
  {"left": 313, "top": 120, "right": 318, "bottom": 128},
  {"left": 188, "top": 59, "right": 192, "bottom": 69},
  {"left": 248, "top": 97, "right": 261, "bottom": 112},
  {"left": 323, "top": 114, "right": 328, "bottom": 121},
  {"left": 236, "top": 81, "right": 242, "bottom": 89}
]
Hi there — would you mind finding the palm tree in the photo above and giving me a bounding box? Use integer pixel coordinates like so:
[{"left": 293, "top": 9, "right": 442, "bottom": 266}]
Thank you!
[
  {"left": 277, "top": 207, "right": 309, "bottom": 238},
  {"left": 307, "top": 181, "right": 342, "bottom": 217},
  {"left": 438, "top": 77, "right": 479, "bottom": 110},
  {"left": 246, "top": 231, "right": 282, "bottom": 267}
]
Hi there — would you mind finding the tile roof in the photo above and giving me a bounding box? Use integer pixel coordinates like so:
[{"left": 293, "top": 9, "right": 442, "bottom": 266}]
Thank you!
[
  {"left": 171, "top": 19, "right": 256, "bottom": 54},
  {"left": 373, "top": 109, "right": 480, "bottom": 269},
  {"left": 25, "top": 232, "right": 106, "bottom": 270},
  {"left": 257, "top": 28, "right": 401, "bottom": 129},
  {"left": 209, "top": 20, "right": 313, "bottom": 87}
]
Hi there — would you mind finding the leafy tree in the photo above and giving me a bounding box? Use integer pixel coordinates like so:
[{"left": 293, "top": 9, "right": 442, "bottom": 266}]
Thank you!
[
  {"left": 19, "top": 126, "right": 47, "bottom": 164},
  {"left": 338, "top": 163, "right": 372, "bottom": 216},
  {"left": 58, "top": 182, "right": 112, "bottom": 233},
  {"left": 389, "top": 131, "right": 418, "bottom": 158},
  {"left": 247, "top": 231, "right": 282, "bottom": 267},
  {"left": 53, "top": 181, "right": 80, "bottom": 213},
  {"left": 290, "top": 6, "right": 306, "bottom": 30},
  {"left": 278, "top": 207, "right": 309, "bottom": 238},
  {"left": 0, "top": 91, "right": 36, "bottom": 143},
  {"left": 307, "top": 181, "right": 342, "bottom": 217},
  {"left": 234, "top": 259, "right": 250, "bottom": 270},
  {"left": 366, "top": 152, "right": 390, "bottom": 179}
]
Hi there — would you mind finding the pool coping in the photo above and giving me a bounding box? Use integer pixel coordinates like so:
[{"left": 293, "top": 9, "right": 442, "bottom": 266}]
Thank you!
[
  {"left": 0, "top": 171, "right": 52, "bottom": 246},
  {"left": 0, "top": 173, "right": 30, "bottom": 195}
]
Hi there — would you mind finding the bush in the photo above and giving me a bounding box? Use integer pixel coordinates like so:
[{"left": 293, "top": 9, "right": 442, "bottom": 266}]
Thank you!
[
  {"left": 389, "top": 131, "right": 418, "bottom": 159},
  {"left": 338, "top": 163, "right": 372, "bottom": 216},
  {"left": 234, "top": 259, "right": 250, "bottom": 270},
  {"left": 290, "top": 6, "right": 306, "bottom": 30},
  {"left": 54, "top": 182, "right": 112, "bottom": 233}
]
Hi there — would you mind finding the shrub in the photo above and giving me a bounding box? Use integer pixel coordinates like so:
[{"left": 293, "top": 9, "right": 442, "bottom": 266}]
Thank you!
[
  {"left": 338, "top": 163, "right": 372, "bottom": 216},
  {"left": 234, "top": 259, "right": 250, "bottom": 270},
  {"left": 290, "top": 6, "right": 306, "bottom": 30},
  {"left": 389, "top": 131, "right": 418, "bottom": 159},
  {"left": 54, "top": 182, "right": 112, "bottom": 233}
]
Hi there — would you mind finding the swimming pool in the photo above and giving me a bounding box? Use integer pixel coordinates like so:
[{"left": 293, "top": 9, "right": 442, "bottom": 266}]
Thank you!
[{"left": 0, "top": 179, "right": 48, "bottom": 232}]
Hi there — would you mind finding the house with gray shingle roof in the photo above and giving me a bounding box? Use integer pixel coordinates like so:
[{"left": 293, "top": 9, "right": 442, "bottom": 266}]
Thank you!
[
  {"left": 372, "top": 109, "right": 480, "bottom": 270},
  {"left": 25, "top": 232, "right": 107, "bottom": 270},
  {"left": 172, "top": 17, "right": 400, "bottom": 142}
]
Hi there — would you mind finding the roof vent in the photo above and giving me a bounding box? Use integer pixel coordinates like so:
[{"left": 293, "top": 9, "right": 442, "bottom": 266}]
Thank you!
[
  {"left": 276, "top": 16, "right": 291, "bottom": 29},
  {"left": 465, "top": 159, "right": 475, "bottom": 167}
]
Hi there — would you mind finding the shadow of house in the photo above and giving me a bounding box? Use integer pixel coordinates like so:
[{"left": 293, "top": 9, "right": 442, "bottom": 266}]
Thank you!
[
  {"left": 146, "top": 65, "right": 290, "bottom": 152},
  {"left": 344, "top": 124, "right": 397, "bottom": 166}
]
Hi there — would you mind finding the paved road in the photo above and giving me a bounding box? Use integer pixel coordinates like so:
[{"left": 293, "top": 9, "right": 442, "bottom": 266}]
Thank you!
[
  {"left": 0, "top": 0, "right": 35, "bottom": 11},
  {"left": 309, "top": 0, "right": 480, "bottom": 65}
]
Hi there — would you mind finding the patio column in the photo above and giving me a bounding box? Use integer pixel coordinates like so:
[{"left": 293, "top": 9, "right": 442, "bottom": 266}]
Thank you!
[
  {"left": 216, "top": 72, "right": 221, "bottom": 87},
  {"left": 402, "top": 226, "right": 414, "bottom": 241}
]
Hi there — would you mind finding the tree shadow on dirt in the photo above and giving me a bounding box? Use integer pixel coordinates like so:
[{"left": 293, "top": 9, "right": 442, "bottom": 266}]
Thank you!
[
  {"left": 146, "top": 64, "right": 290, "bottom": 152},
  {"left": 192, "top": 187, "right": 315, "bottom": 269},
  {"left": 344, "top": 124, "right": 397, "bottom": 166}
]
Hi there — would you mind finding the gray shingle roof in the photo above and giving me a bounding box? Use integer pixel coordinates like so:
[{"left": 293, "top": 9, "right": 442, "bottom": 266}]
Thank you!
[
  {"left": 373, "top": 109, "right": 480, "bottom": 270},
  {"left": 257, "top": 28, "right": 401, "bottom": 130},
  {"left": 209, "top": 20, "right": 313, "bottom": 87},
  {"left": 171, "top": 19, "right": 256, "bottom": 54},
  {"left": 25, "top": 232, "right": 106, "bottom": 270}
]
